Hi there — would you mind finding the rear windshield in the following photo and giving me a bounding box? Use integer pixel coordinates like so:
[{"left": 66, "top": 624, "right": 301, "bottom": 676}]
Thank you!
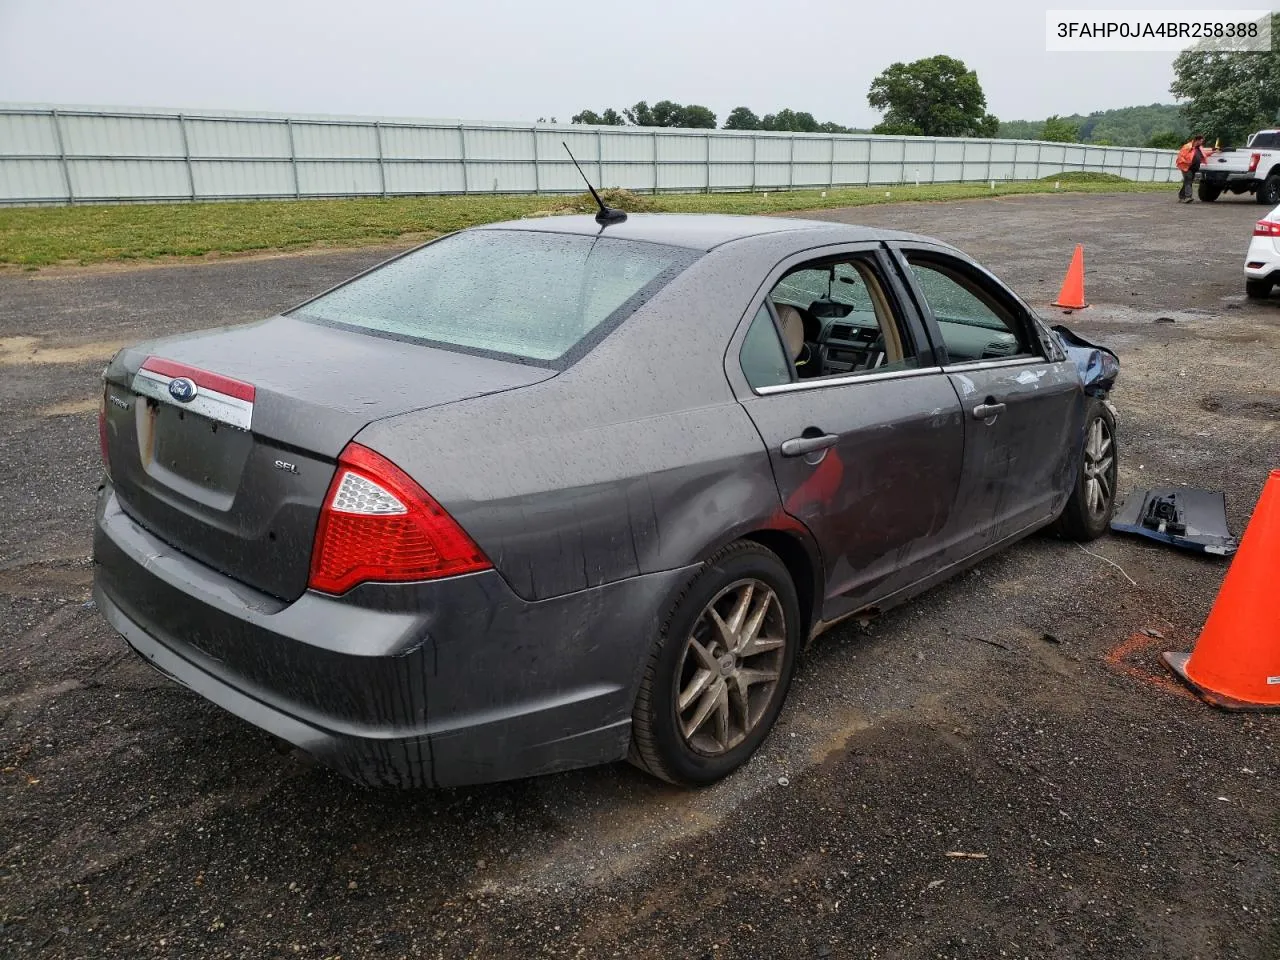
[{"left": 291, "top": 230, "right": 696, "bottom": 366}]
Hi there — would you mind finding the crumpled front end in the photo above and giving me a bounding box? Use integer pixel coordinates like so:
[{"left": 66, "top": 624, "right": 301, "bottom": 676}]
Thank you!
[{"left": 1052, "top": 325, "right": 1119, "bottom": 397}]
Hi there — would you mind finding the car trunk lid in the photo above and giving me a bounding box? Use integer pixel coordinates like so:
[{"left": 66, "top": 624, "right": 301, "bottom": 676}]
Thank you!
[{"left": 102, "top": 316, "right": 554, "bottom": 601}]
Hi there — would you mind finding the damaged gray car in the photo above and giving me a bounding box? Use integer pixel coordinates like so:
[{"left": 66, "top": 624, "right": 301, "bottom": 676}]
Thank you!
[{"left": 94, "top": 213, "right": 1119, "bottom": 788}]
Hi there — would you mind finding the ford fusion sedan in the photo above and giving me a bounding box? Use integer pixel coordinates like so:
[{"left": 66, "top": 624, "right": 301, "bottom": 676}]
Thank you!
[{"left": 94, "top": 213, "right": 1119, "bottom": 788}]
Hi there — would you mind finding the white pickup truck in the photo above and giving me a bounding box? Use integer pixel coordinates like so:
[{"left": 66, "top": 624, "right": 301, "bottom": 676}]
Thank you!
[{"left": 1197, "top": 130, "right": 1280, "bottom": 205}]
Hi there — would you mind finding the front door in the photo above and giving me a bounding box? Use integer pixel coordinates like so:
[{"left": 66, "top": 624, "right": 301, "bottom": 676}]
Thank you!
[
  {"left": 729, "top": 245, "right": 966, "bottom": 620},
  {"left": 890, "top": 245, "right": 1081, "bottom": 559}
]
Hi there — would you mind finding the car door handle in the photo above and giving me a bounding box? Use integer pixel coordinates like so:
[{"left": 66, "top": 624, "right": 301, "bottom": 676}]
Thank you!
[
  {"left": 972, "top": 401, "right": 1007, "bottom": 420},
  {"left": 781, "top": 433, "right": 840, "bottom": 457}
]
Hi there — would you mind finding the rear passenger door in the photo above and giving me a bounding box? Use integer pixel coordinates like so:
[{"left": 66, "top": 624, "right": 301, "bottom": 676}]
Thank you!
[
  {"left": 888, "top": 243, "right": 1081, "bottom": 557},
  {"left": 725, "top": 243, "right": 966, "bottom": 621}
]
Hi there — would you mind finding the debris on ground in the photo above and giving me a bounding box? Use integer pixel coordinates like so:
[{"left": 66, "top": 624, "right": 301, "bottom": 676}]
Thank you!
[
  {"left": 1111, "top": 488, "right": 1240, "bottom": 556},
  {"left": 1076, "top": 543, "right": 1138, "bottom": 585}
]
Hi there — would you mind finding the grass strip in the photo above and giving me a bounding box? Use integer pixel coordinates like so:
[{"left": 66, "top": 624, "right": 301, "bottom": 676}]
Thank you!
[{"left": 0, "top": 175, "right": 1171, "bottom": 267}]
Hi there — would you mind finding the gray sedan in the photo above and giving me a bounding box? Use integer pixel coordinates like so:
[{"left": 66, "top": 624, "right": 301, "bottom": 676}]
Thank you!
[{"left": 94, "top": 213, "right": 1119, "bottom": 788}]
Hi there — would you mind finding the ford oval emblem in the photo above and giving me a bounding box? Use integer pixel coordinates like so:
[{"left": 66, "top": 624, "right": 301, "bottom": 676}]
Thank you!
[{"left": 168, "top": 377, "right": 198, "bottom": 403}]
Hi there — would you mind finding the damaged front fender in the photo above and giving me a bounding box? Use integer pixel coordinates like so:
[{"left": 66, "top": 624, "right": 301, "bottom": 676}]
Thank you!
[{"left": 1052, "top": 325, "right": 1119, "bottom": 397}]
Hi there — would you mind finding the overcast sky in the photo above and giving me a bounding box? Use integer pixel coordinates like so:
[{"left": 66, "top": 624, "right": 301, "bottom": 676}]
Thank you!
[{"left": 0, "top": 0, "right": 1209, "bottom": 125}]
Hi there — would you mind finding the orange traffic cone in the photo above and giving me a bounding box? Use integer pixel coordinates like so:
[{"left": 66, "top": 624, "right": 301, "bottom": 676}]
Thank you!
[
  {"left": 1162, "top": 470, "right": 1280, "bottom": 711},
  {"left": 1052, "top": 244, "right": 1088, "bottom": 309}
]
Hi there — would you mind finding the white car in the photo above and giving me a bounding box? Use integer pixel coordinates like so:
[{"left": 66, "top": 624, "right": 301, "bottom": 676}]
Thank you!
[{"left": 1245, "top": 204, "right": 1280, "bottom": 299}]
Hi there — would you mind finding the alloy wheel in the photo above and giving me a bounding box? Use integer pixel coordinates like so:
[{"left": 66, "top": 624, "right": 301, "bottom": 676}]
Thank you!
[
  {"left": 1083, "top": 415, "right": 1115, "bottom": 518},
  {"left": 675, "top": 578, "right": 788, "bottom": 756}
]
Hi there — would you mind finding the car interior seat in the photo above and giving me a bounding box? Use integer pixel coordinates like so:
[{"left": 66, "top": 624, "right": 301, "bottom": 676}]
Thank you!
[{"left": 775, "top": 304, "right": 806, "bottom": 360}]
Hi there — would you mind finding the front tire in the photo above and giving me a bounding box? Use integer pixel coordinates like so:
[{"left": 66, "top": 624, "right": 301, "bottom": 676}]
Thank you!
[
  {"left": 1246, "top": 278, "right": 1274, "bottom": 300},
  {"left": 1053, "top": 398, "right": 1118, "bottom": 541},
  {"left": 629, "top": 541, "right": 801, "bottom": 786}
]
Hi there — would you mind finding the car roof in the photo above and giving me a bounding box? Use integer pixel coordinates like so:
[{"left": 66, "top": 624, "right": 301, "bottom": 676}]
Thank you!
[{"left": 477, "top": 212, "right": 929, "bottom": 251}]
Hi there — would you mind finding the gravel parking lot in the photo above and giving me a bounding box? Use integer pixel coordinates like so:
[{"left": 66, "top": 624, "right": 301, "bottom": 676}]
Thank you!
[{"left": 2, "top": 191, "right": 1277, "bottom": 959}]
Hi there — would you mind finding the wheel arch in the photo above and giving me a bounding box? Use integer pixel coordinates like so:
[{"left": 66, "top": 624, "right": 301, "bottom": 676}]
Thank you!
[
  {"left": 737, "top": 526, "right": 824, "bottom": 644},
  {"left": 659, "top": 517, "right": 824, "bottom": 650},
  {"left": 1257, "top": 166, "right": 1280, "bottom": 204}
]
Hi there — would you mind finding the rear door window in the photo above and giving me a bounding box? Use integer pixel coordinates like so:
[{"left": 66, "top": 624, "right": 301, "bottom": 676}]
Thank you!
[
  {"left": 767, "top": 254, "right": 920, "bottom": 381},
  {"left": 291, "top": 230, "right": 696, "bottom": 366}
]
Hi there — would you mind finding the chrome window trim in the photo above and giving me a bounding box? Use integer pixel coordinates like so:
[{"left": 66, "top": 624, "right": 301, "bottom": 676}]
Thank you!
[
  {"left": 940, "top": 356, "right": 1047, "bottom": 374},
  {"left": 754, "top": 365, "right": 944, "bottom": 396}
]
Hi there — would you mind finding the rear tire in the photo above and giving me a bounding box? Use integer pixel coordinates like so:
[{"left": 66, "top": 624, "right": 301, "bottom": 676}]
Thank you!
[
  {"left": 1052, "top": 398, "right": 1118, "bottom": 542},
  {"left": 1256, "top": 173, "right": 1280, "bottom": 206},
  {"left": 629, "top": 541, "right": 801, "bottom": 787},
  {"left": 1198, "top": 181, "right": 1221, "bottom": 202},
  {"left": 1246, "top": 278, "right": 1274, "bottom": 300}
]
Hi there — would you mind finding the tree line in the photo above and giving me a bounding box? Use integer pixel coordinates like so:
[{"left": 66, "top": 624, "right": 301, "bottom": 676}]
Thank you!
[
  {"left": 1171, "top": 12, "right": 1280, "bottom": 146},
  {"left": 999, "top": 105, "right": 1190, "bottom": 148},
  {"left": 1027, "top": 15, "right": 1280, "bottom": 151},
  {"left": 556, "top": 23, "right": 1280, "bottom": 151},
  {"left": 564, "top": 56, "right": 994, "bottom": 136},
  {"left": 565, "top": 101, "right": 857, "bottom": 134}
]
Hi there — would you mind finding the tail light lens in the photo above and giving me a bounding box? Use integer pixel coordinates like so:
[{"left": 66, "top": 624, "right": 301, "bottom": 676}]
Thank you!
[
  {"left": 98, "top": 388, "right": 111, "bottom": 475},
  {"left": 308, "top": 443, "right": 491, "bottom": 595},
  {"left": 1249, "top": 153, "right": 1261, "bottom": 173},
  {"left": 1255, "top": 220, "right": 1280, "bottom": 237}
]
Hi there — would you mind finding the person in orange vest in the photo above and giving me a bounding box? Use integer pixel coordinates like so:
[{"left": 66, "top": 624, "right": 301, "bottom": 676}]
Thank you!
[{"left": 1176, "top": 134, "right": 1215, "bottom": 203}]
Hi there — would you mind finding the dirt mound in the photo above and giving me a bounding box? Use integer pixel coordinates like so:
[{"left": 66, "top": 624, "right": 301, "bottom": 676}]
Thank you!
[{"left": 524, "top": 189, "right": 657, "bottom": 219}]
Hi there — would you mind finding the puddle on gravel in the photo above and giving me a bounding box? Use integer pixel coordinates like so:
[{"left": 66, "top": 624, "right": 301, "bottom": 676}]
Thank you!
[
  {"left": 37, "top": 396, "right": 98, "bottom": 416},
  {"left": 0, "top": 335, "right": 124, "bottom": 366},
  {"left": 1062, "top": 305, "right": 1217, "bottom": 325},
  {"left": 1199, "top": 390, "right": 1280, "bottom": 421}
]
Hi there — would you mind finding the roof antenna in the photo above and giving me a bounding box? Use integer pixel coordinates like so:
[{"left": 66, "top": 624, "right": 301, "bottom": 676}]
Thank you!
[{"left": 562, "top": 141, "right": 627, "bottom": 226}]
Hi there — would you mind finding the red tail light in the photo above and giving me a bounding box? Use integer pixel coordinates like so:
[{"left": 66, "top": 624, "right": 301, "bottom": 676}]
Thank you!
[
  {"left": 98, "top": 389, "right": 111, "bottom": 475},
  {"left": 1255, "top": 220, "right": 1280, "bottom": 237},
  {"left": 308, "top": 443, "right": 491, "bottom": 595},
  {"left": 1249, "top": 153, "right": 1261, "bottom": 173}
]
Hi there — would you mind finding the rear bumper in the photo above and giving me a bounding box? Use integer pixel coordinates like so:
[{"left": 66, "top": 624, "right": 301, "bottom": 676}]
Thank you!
[
  {"left": 94, "top": 485, "right": 692, "bottom": 787},
  {"left": 1244, "top": 238, "right": 1280, "bottom": 280},
  {"left": 1201, "top": 169, "right": 1255, "bottom": 186}
]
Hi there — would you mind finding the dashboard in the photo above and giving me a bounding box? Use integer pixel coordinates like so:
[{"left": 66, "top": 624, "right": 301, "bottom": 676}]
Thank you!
[
  {"left": 818, "top": 310, "right": 883, "bottom": 374},
  {"left": 932, "top": 319, "right": 1020, "bottom": 362}
]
